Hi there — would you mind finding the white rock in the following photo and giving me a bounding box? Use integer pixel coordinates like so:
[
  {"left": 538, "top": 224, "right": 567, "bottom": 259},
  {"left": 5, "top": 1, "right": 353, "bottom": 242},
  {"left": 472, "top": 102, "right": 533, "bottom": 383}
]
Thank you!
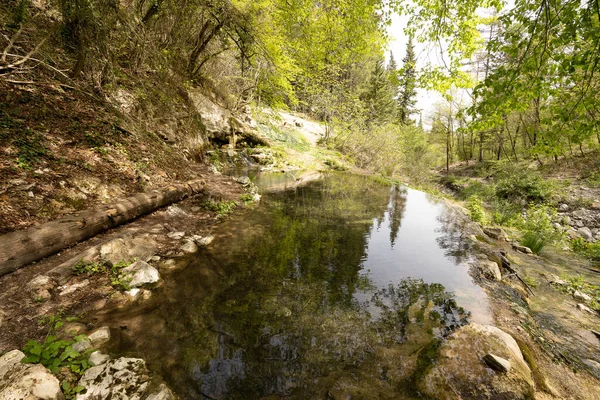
[
  {"left": 0, "top": 350, "right": 25, "bottom": 380},
  {"left": 88, "top": 351, "right": 110, "bottom": 366},
  {"left": 578, "top": 227, "right": 594, "bottom": 241},
  {"left": 192, "top": 235, "right": 214, "bottom": 246},
  {"left": 577, "top": 303, "right": 594, "bottom": 314},
  {"left": 477, "top": 260, "right": 502, "bottom": 281},
  {"left": 72, "top": 337, "right": 92, "bottom": 353},
  {"left": 126, "top": 288, "right": 141, "bottom": 297},
  {"left": 59, "top": 279, "right": 90, "bottom": 296},
  {"left": 167, "top": 231, "right": 185, "bottom": 240},
  {"left": 180, "top": 240, "right": 198, "bottom": 254},
  {"left": 88, "top": 327, "right": 110, "bottom": 346},
  {"left": 0, "top": 352, "right": 63, "bottom": 400},
  {"left": 558, "top": 203, "right": 569, "bottom": 212},
  {"left": 146, "top": 384, "right": 175, "bottom": 400},
  {"left": 76, "top": 358, "right": 150, "bottom": 400},
  {"left": 573, "top": 290, "right": 592, "bottom": 302},
  {"left": 122, "top": 261, "right": 160, "bottom": 288}
]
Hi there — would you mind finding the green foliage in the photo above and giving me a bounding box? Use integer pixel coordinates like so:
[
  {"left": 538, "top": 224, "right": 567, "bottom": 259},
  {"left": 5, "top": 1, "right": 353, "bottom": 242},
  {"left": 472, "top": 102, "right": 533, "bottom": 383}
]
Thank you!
[
  {"left": 13, "top": 129, "right": 48, "bottom": 169},
  {"left": 571, "top": 238, "right": 600, "bottom": 261},
  {"left": 494, "top": 170, "right": 555, "bottom": 203},
  {"left": 202, "top": 200, "right": 238, "bottom": 217},
  {"left": 558, "top": 275, "right": 600, "bottom": 311},
  {"left": 397, "top": 35, "right": 418, "bottom": 125},
  {"left": 490, "top": 199, "right": 520, "bottom": 226},
  {"left": 240, "top": 193, "right": 255, "bottom": 205},
  {"left": 517, "top": 204, "right": 561, "bottom": 254},
  {"left": 22, "top": 335, "right": 92, "bottom": 375},
  {"left": 467, "top": 196, "right": 487, "bottom": 224},
  {"left": 9, "top": 0, "right": 30, "bottom": 28},
  {"left": 71, "top": 259, "right": 131, "bottom": 290}
]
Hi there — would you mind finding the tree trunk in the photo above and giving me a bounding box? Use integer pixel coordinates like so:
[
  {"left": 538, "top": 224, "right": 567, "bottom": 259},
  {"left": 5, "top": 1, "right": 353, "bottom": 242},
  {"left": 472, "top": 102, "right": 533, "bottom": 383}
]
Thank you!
[{"left": 0, "top": 181, "right": 205, "bottom": 276}]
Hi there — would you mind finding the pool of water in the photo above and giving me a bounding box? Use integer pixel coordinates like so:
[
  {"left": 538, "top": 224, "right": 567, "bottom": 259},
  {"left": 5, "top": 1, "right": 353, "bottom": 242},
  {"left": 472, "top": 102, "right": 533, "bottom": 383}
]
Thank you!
[{"left": 103, "top": 172, "right": 491, "bottom": 399}]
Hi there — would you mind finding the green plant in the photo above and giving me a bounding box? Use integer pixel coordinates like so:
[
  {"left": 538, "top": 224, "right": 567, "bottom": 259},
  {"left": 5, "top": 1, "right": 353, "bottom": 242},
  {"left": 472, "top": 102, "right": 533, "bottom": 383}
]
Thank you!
[
  {"left": 517, "top": 204, "right": 561, "bottom": 254},
  {"left": 495, "top": 170, "right": 556, "bottom": 203},
  {"left": 22, "top": 335, "right": 91, "bottom": 399},
  {"left": 240, "top": 193, "right": 255, "bottom": 205},
  {"left": 557, "top": 275, "right": 600, "bottom": 311},
  {"left": 571, "top": 238, "right": 600, "bottom": 261},
  {"left": 202, "top": 200, "right": 238, "bottom": 217},
  {"left": 490, "top": 199, "right": 520, "bottom": 226},
  {"left": 71, "top": 259, "right": 132, "bottom": 290},
  {"left": 467, "top": 196, "right": 487, "bottom": 224}
]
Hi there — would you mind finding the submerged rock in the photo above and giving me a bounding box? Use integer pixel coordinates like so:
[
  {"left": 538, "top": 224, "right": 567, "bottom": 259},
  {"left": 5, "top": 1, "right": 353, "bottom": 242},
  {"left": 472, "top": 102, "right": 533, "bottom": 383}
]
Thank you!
[
  {"left": 418, "top": 323, "right": 533, "bottom": 399},
  {"left": 180, "top": 240, "right": 198, "bottom": 253},
  {"left": 122, "top": 261, "right": 160, "bottom": 287},
  {"left": 0, "top": 350, "right": 63, "bottom": 400}
]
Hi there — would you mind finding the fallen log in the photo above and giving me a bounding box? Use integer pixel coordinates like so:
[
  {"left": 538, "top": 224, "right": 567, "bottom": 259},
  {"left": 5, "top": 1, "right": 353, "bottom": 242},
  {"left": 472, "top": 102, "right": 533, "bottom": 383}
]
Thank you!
[{"left": 0, "top": 180, "right": 205, "bottom": 276}]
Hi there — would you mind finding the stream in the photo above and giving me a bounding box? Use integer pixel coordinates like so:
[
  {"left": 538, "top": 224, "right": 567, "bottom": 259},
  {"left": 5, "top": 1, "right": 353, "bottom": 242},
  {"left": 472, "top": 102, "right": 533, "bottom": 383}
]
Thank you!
[{"left": 102, "top": 172, "right": 492, "bottom": 399}]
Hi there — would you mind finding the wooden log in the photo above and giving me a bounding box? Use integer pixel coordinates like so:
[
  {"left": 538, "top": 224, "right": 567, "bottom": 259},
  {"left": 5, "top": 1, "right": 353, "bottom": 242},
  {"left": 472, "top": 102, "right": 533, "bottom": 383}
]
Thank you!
[{"left": 0, "top": 180, "right": 205, "bottom": 276}]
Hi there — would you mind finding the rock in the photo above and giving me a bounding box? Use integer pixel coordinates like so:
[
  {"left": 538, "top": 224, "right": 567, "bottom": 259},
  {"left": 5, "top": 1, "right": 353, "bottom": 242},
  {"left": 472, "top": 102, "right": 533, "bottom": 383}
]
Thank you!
[
  {"left": 583, "top": 359, "right": 600, "bottom": 378},
  {"left": 578, "top": 227, "right": 594, "bottom": 241},
  {"left": 99, "top": 236, "right": 157, "bottom": 267},
  {"left": 235, "top": 176, "right": 251, "bottom": 186},
  {"left": 483, "top": 353, "right": 511, "bottom": 372},
  {"left": 252, "top": 193, "right": 261, "bottom": 202},
  {"left": 122, "top": 261, "right": 160, "bottom": 288},
  {"left": 592, "top": 330, "right": 600, "bottom": 341},
  {"left": 477, "top": 260, "right": 502, "bottom": 281},
  {"left": 0, "top": 350, "right": 25, "bottom": 379},
  {"left": 60, "top": 322, "right": 87, "bottom": 336},
  {"left": 511, "top": 243, "right": 533, "bottom": 254},
  {"left": 563, "top": 216, "right": 572, "bottom": 225},
  {"left": 88, "top": 351, "right": 110, "bottom": 366},
  {"left": 27, "top": 275, "right": 55, "bottom": 301},
  {"left": 88, "top": 327, "right": 111, "bottom": 346},
  {"left": 72, "top": 337, "right": 92, "bottom": 353},
  {"left": 558, "top": 203, "right": 569, "bottom": 212},
  {"left": 180, "top": 240, "right": 198, "bottom": 254},
  {"left": 59, "top": 279, "right": 90, "bottom": 296},
  {"left": 150, "top": 256, "right": 161, "bottom": 262},
  {"left": 0, "top": 350, "right": 63, "bottom": 400},
  {"left": 552, "top": 222, "right": 562, "bottom": 231},
  {"left": 573, "top": 290, "right": 592, "bottom": 302},
  {"left": 548, "top": 274, "right": 566, "bottom": 286},
  {"left": 146, "top": 384, "right": 175, "bottom": 400},
  {"left": 0, "top": 309, "right": 5, "bottom": 329},
  {"left": 167, "top": 231, "right": 185, "bottom": 240},
  {"left": 190, "top": 206, "right": 201, "bottom": 213},
  {"left": 191, "top": 234, "right": 214, "bottom": 246},
  {"left": 577, "top": 303, "right": 594, "bottom": 314},
  {"left": 76, "top": 358, "right": 150, "bottom": 400},
  {"left": 483, "top": 227, "right": 509, "bottom": 241},
  {"left": 591, "top": 202, "right": 600, "bottom": 210},
  {"left": 566, "top": 228, "right": 579, "bottom": 239},
  {"left": 418, "top": 324, "right": 533, "bottom": 400}
]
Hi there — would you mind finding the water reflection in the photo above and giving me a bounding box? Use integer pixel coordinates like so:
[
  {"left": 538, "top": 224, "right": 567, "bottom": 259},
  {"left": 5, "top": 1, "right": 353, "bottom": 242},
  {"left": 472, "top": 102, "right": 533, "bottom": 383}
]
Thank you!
[{"left": 103, "top": 173, "right": 490, "bottom": 399}]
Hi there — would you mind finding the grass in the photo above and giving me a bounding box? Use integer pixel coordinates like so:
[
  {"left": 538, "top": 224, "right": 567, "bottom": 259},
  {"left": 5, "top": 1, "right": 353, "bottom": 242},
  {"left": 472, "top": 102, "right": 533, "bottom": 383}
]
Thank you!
[{"left": 72, "top": 259, "right": 132, "bottom": 290}]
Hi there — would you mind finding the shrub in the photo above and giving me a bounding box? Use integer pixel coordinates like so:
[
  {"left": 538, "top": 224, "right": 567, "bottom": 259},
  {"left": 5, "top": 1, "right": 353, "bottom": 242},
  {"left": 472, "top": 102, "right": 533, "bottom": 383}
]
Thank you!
[
  {"left": 467, "top": 196, "right": 487, "bottom": 224},
  {"left": 490, "top": 199, "right": 521, "bottom": 226},
  {"left": 517, "top": 204, "right": 561, "bottom": 254},
  {"left": 495, "top": 170, "right": 555, "bottom": 203}
]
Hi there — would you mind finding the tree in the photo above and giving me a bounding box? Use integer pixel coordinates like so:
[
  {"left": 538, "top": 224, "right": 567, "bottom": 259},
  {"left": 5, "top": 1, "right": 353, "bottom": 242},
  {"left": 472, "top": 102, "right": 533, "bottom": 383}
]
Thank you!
[
  {"left": 362, "top": 57, "right": 397, "bottom": 126},
  {"left": 397, "top": 35, "right": 417, "bottom": 125}
]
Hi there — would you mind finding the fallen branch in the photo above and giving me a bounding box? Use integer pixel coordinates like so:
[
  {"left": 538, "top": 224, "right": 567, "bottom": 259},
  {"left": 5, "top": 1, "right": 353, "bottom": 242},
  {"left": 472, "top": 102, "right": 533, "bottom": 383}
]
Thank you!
[{"left": 0, "top": 180, "right": 205, "bottom": 276}]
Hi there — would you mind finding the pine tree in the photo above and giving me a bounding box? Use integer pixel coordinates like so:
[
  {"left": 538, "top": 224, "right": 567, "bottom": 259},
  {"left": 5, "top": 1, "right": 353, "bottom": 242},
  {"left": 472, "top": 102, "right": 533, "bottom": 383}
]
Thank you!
[
  {"left": 362, "top": 57, "right": 397, "bottom": 126},
  {"left": 397, "top": 36, "right": 418, "bottom": 125}
]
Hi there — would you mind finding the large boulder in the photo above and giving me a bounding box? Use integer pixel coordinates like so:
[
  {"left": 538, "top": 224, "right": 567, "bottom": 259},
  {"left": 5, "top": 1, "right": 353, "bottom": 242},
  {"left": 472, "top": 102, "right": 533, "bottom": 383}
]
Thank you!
[
  {"left": 99, "top": 236, "right": 157, "bottom": 267},
  {"left": 0, "top": 350, "right": 64, "bottom": 400},
  {"left": 76, "top": 358, "right": 150, "bottom": 400},
  {"left": 418, "top": 324, "right": 534, "bottom": 399}
]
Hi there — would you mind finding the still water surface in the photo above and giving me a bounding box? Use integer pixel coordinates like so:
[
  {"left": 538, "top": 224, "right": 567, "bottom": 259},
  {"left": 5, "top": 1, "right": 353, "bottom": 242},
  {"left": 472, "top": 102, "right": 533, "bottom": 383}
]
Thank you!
[{"left": 106, "top": 172, "right": 491, "bottom": 399}]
